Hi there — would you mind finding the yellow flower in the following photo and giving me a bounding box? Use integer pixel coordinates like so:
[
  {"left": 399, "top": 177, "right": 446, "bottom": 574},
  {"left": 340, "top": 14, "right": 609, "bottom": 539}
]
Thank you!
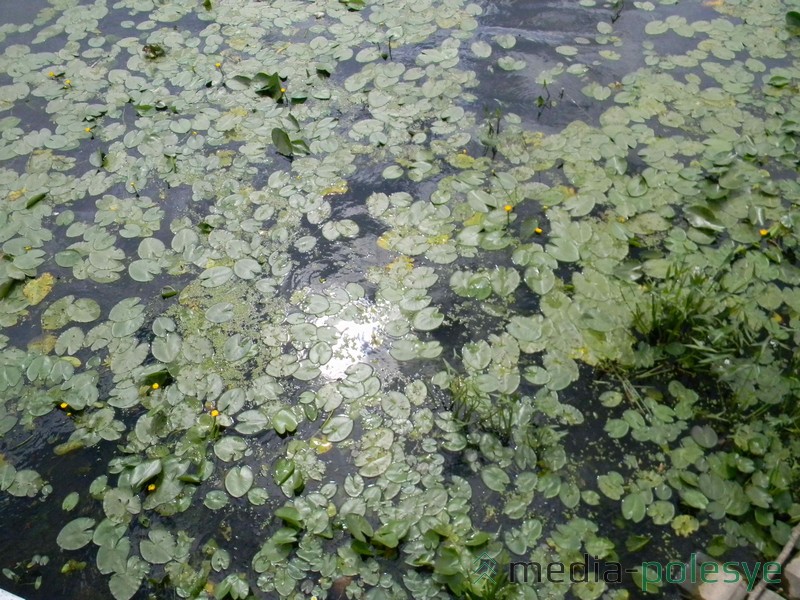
[
  {"left": 147, "top": 484, "right": 156, "bottom": 492},
  {"left": 84, "top": 127, "right": 92, "bottom": 132},
  {"left": 210, "top": 409, "right": 220, "bottom": 418},
  {"left": 215, "top": 62, "right": 221, "bottom": 68},
  {"left": 63, "top": 79, "right": 71, "bottom": 86},
  {"left": 503, "top": 204, "right": 513, "bottom": 212},
  {"left": 59, "top": 402, "right": 69, "bottom": 409},
  {"left": 759, "top": 228, "right": 769, "bottom": 236},
  {"left": 48, "top": 71, "right": 55, "bottom": 78},
  {"left": 151, "top": 383, "right": 159, "bottom": 390},
  {"left": 280, "top": 87, "right": 286, "bottom": 93},
  {"left": 534, "top": 227, "right": 543, "bottom": 234}
]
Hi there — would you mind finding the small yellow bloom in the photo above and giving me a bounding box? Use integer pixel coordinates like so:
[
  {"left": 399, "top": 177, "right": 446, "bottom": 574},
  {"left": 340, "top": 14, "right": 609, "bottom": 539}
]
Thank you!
[
  {"left": 151, "top": 383, "right": 159, "bottom": 390},
  {"left": 215, "top": 62, "right": 221, "bottom": 68},
  {"left": 772, "top": 313, "right": 783, "bottom": 323},
  {"left": 503, "top": 204, "right": 513, "bottom": 212},
  {"left": 63, "top": 79, "right": 71, "bottom": 86},
  {"left": 59, "top": 402, "right": 69, "bottom": 409},
  {"left": 534, "top": 227, "right": 543, "bottom": 234},
  {"left": 759, "top": 228, "right": 769, "bottom": 236},
  {"left": 84, "top": 127, "right": 92, "bottom": 133},
  {"left": 147, "top": 484, "right": 156, "bottom": 492},
  {"left": 48, "top": 71, "right": 55, "bottom": 78},
  {"left": 280, "top": 87, "right": 286, "bottom": 93},
  {"left": 210, "top": 409, "right": 220, "bottom": 418},
  {"left": 192, "top": 131, "right": 198, "bottom": 135}
]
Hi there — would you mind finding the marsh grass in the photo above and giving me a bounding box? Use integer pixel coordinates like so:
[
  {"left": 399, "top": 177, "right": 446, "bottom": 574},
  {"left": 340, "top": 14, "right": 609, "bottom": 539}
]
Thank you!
[{"left": 445, "top": 364, "right": 514, "bottom": 443}]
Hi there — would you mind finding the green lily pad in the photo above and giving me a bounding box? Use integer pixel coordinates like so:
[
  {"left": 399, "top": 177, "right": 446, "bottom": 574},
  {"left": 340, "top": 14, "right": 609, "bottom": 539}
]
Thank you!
[
  {"left": 57, "top": 517, "right": 96, "bottom": 550},
  {"left": 225, "top": 466, "right": 254, "bottom": 498}
]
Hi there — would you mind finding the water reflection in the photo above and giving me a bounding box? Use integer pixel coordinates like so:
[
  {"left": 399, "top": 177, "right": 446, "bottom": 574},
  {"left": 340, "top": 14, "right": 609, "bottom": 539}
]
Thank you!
[{"left": 313, "top": 297, "right": 394, "bottom": 379}]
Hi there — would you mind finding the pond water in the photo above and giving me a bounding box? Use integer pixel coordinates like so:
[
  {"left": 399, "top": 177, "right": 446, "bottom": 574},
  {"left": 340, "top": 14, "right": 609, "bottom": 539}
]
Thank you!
[{"left": 1, "top": 0, "right": 800, "bottom": 599}]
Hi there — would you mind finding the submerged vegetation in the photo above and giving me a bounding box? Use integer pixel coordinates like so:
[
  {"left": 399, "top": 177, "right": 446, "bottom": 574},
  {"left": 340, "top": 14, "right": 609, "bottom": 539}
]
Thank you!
[{"left": 1, "top": 0, "right": 800, "bottom": 599}]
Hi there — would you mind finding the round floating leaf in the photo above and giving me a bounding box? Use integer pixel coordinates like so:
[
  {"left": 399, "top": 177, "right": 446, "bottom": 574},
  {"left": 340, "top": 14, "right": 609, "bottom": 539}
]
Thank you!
[
  {"left": 481, "top": 466, "right": 511, "bottom": 492},
  {"left": 200, "top": 266, "right": 233, "bottom": 288},
  {"left": 129, "top": 260, "right": 159, "bottom": 282},
  {"left": 680, "top": 489, "right": 708, "bottom": 510},
  {"left": 381, "top": 391, "right": 411, "bottom": 421},
  {"left": 214, "top": 436, "right": 248, "bottom": 462},
  {"left": 621, "top": 492, "right": 647, "bottom": 522},
  {"left": 234, "top": 258, "right": 261, "bottom": 279},
  {"left": 8, "top": 469, "right": 43, "bottom": 497},
  {"left": 382, "top": 165, "right": 403, "bottom": 179},
  {"left": 152, "top": 333, "right": 181, "bottom": 363},
  {"left": 690, "top": 425, "right": 718, "bottom": 448},
  {"left": 22, "top": 273, "right": 55, "bottom": 305},
  {"left": 109, "top": 562, "right": 146, "bottom": 600},
  {"left": 411, "top": 307, "right": 444, "bottom": 331},
  {"left": 494, "top": 34, "right": 516, "bottom": 49},
  {"left": 324, "top": 415, "right": 353, "bottom": 442},
  {"left": 206, "top": 302, "right": 234, "bottom": 323},
  {"left": 69, "top": 299, "right": 101, "bottom": 323},
  {"left": 647, "top": 500, "right": 675, "bottom": 525},
  {"left": 140, "top": 530, "right": 175, "bottom": 564},
  {"left": 471, "top": 41, "right": 492, "bottom": 58},
  {"left": 225, "top": 466, "right": 254, "bottom": 498},
  {"left": 57, "top": 517, "right": 96, "bottom": 550},
  {"left": 498, "top": 56, "right": 526, "bottom": 71},
  {"left": 605, "top": 419, "right": 629, "bottom": 439},
  {"left": 272, "top": 409, "right": 298, "bottom": 435},
  {"left": 491, "top": 267, "right": 520, "bottom": 296},
  {"left": 204, "top": 490, "right": 229, "bottom": 510},
  {"left": 598, "top": 472, "right": 624, "bottom": 500},
  {"left": 62, "top": 492, "right": 80, "bottom": 512}
]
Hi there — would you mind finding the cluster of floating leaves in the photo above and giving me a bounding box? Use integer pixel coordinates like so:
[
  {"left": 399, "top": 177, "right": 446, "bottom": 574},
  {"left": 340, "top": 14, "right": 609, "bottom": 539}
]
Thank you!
[{"left": 1, "top": 0, "right": 800, "bottom": 598}]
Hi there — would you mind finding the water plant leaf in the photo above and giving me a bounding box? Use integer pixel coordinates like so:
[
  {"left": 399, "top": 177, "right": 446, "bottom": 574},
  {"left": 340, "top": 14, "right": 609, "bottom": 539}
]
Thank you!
[
  {"left": 22, "top": 273, "right": 55, "bottom": 305},
  {"left": 271, "top": 128, "right": 294, "bottom": 157},
  {"left": 57, "top": 518, "right": 96, "bottom": 550},
  {"left": 411, "top": 307, "right": 444, "bottom": 331},
  {"left": 129, "top": 459, "right": 162, "bottom": 490},
  {"left": 471, "top": 41, "right": 491, "bottom": 58},
  {"left": 787, "top": 10, "right": 800, "bottom": 31},
  {"left": 685, "top": 206, "right": 724, "bottom": 231},
  {"left": 225, "top": 466, "right": 254, "bottom": 498},
  {"left": 272, "top": 409, "right": 298, "bottom": 435},
  {"left": 481, "top": 465, "right": 511, "bottom": 492},
  {"left": 273, "top": 459, "right": 295, "bottom": 487},
  {"left": 621, "top": 492, "right": 647, "bottom": 522},
  {"left": 140, "top": 530, "right": 175, "bottom": 564},
  {"left": 62, "top": 492, "right": 80, "bottom": 512},
  {"left": 323, "top": 415, "right": 353, "bottom": 442}
]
